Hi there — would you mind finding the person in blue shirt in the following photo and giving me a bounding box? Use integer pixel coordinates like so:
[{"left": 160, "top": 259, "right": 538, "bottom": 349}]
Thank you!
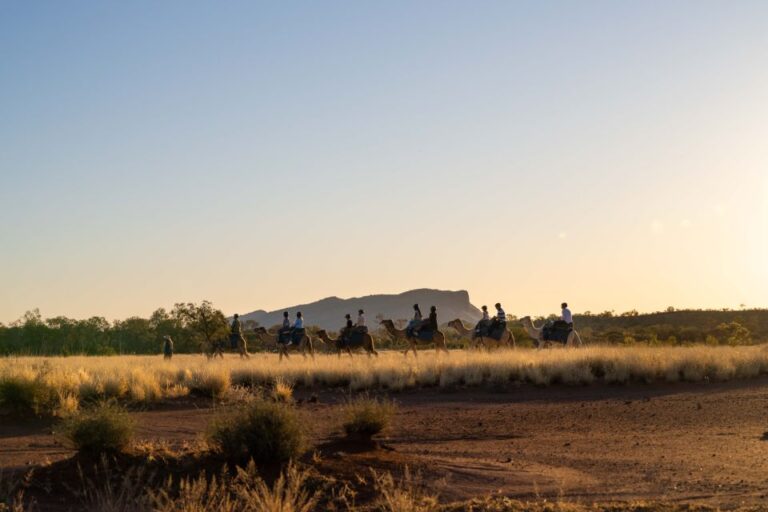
[
  {"left": 406, "top": 304, "right": 422, "bottom": 337},
  {"left": 293, "top": 312, "right": 304, "bottom": 330}
]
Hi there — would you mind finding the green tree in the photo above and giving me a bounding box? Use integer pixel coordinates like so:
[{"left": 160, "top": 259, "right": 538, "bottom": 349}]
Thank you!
[{"left": 172, "top": 301, "right": 229, "bottom": 352}]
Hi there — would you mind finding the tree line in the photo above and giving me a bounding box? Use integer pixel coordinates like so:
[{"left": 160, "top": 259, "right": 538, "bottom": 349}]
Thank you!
[{"left": 0, "top": 303, "right": 765, "bottom": 355}]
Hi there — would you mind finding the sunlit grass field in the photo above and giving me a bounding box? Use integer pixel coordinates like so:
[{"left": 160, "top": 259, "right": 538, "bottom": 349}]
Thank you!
[{"left": 2, "top": 345, "right": 768, "bottom": 416}]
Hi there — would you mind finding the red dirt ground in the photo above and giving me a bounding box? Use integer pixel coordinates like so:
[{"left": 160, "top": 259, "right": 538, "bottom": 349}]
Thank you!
[{"left": 2, "top": 378, "right": 768, "bottom": 509}]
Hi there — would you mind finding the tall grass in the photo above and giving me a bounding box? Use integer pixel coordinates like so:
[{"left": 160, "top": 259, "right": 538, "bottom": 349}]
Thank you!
[{"left": 2, "top": 345, "right": 768, "bottom": 410}]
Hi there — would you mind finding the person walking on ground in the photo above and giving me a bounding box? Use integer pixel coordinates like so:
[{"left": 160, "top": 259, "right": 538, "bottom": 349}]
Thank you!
[
  {"left": 162, "top": 335, "right": 174, "bottom": 360},
  {"left": 230, "top": 313, "right": 249, "bottom": 358}
]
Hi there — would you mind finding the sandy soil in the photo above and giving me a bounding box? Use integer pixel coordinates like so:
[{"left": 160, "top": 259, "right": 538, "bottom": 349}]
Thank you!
[{"left": 2, "top": 378, "right": 768, "bottom": 508}]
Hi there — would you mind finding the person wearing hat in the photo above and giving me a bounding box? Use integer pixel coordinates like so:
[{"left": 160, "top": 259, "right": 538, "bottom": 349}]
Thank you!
[
  {"left": 342, "top": 313, "right": 354, "bottom": 345},
  {"left": 356, "top": 309, "right": 366, "bottom": 328},
  {"left": 231, "top": 314, "right": 243, "bottom": 336},
  {"left": 407, "top": 304, "right": 423, "bottom": 337},
  {"left": 162, "top": 335, "right": 174, "bottom": 360},
  {"left": 230, "top": 313, "right": 249, "bottom": 357}
]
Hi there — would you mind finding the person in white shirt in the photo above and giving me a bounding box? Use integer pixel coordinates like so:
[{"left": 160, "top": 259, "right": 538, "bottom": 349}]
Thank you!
[
  {"left": 476, "top": 305, "right": 491, "bottom": 335},
  {"left": 561, "top": 302, "right": 573, "bottom": 327},
  {"left": 356, "top": 309, "right": 366, "bottom": 327}
]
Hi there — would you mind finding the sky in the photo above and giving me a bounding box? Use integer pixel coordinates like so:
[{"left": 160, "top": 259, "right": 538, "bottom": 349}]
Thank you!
[{"left": 1, "top": 1, "right": 767, "bottom": 323}]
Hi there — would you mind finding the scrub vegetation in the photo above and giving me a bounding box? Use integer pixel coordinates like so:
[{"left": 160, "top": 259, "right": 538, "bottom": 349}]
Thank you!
[{"left": 2, "top": 345, "right": 768, "bottom": 413}]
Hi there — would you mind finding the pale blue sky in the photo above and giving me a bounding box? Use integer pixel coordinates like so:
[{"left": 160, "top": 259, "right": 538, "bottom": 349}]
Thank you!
[{"left": 1, "top": 1, "right": 767, "bottom": 322}]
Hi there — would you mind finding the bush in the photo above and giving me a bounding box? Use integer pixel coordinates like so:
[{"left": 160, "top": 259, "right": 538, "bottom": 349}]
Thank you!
[
  {"left": 0, "top": 375, "right": 54, "bottom": 416},
  {"left": 62, "top": 403, "right": 135, "bottom": 455},
  {"left": 342, "top": 396, "right": 395, "bottom": 439},
  {"left": 208, "top": 400, "right": 305, "bottom": 464}
]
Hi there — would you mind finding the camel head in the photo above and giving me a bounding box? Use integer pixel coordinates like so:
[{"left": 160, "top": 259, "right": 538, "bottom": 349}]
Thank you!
[{"left": 447, "top": 319, "right": 463, "bottom": 330}]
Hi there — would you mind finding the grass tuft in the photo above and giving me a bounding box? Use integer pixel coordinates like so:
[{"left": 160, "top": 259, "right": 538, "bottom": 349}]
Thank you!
[{"left": 271, "top": 377, "right": 294, "bottom": 403}]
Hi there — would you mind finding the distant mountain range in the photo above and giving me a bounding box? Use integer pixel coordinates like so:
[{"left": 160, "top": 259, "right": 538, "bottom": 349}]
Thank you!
[{"left": 239, "top": 289, "right": 483, "bottom": 330}]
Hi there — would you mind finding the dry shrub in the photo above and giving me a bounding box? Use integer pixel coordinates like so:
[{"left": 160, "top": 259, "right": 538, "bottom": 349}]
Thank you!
[
  {"left": 146, "top": 462, "right": 320, "bottom": 512},
  {"left": 62, "top": 403, "right": 135, "bottom": 456},
  {"left": 208, "top": 400, "right": 305, "bottom": 464},
  {"left": 343, "top": 396, "right": 396, "bottom": 439},
  {"left": 372, "top": 466, "right": 438, "bottom": 512}
]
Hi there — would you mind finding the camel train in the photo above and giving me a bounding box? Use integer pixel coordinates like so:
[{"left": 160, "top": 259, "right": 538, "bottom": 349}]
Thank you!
[
  {"left": 447, "top": 318, "right": 516, "bottom": 350},
  {"left": 210, "top": 302, "right": 583, "bottom": 360}
]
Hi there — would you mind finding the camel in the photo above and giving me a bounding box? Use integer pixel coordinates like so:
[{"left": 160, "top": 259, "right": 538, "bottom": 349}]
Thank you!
[
  {"left": 447, "top": 318, "right": 515, "bottom": 350},
  {"left": 519, "top": 316, "right": 584, "bottom": 348},
  {"left": 204, "top": 335, "right": 249, "bottom": 360},
  {"left": 316, "top": 329, "right": 378, "bottom": 357},
  {"left": 379, "top": 319, "right": 449, "bottom": 356},
  {"left": 253, "top": 327, "right": 315, "bottom": 361}
]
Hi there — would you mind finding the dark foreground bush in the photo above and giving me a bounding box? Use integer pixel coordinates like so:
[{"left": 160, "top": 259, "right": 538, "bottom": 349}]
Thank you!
[
  {"left": 208, "top": 400, "right": 305, "bottom": 464},
  {"left": 0, "top": 375, "right": 54, "bottom": 416},
  {"left": 342, "top": 396, "right": 396, "bottom": 439},
  {"left": 62, "top": 403, "right": 135, "bottom": 455}
]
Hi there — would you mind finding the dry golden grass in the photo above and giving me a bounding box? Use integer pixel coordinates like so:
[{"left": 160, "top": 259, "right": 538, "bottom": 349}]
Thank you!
[{"left": 2, "top": 345, "right": 768, "bottom": 409}]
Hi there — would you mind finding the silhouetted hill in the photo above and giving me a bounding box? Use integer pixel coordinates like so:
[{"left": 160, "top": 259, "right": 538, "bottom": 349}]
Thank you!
[{"left": 239, "top": 289, "right": 483, "bottom": 330}]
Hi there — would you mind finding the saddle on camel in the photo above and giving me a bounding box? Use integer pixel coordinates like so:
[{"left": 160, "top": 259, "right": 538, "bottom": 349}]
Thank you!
[{"left": 542, "top": 320, "right": 573, "bottom": 344}]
